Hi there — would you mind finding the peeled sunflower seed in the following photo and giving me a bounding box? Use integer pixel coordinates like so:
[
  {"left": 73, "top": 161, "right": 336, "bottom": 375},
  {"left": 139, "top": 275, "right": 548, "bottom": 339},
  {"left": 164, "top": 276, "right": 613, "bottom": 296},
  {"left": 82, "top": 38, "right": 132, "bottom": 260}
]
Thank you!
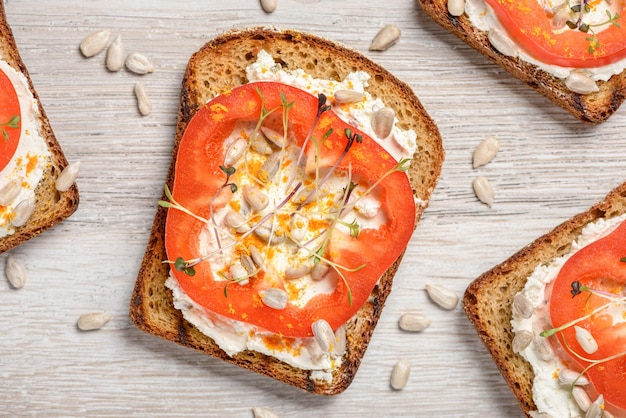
[
  {"left": 425, "top": 283, "right": 459, "bottom": 310},
  {"left": 371, "top": 107, "right": 395, "bottom": 139},
  {"left": 243, "top": 185, "right": 269, "bottom": 212},
  {"left": 472, "top": 136, "right": 499, "bottom": 168},
  {"left": 565, "top": 72, "right": 599, "bottom": 95},
  {"left": 77, "top": 312, "right": 112, "bottom": 331},
  {"left": 473, "top": 176, "right": 494, "bottom": 207},
  {"left": 224, "top": 137, "right": 247, "bottom": 166},
  {"left": 334, "top": 325, "right": 347, "bottom": 355},
  {"left": 0, "top": 179, "right": 20, "bottom": 206},
  {"left": 260, "top": 126, "right": 285, "bottom": 148},
  {"left": 512, "top": 293, "right": 534, "bottom": 319},
  {"left": 258, "top": 152, "right": 281, "bottom": 183},
  {"left": 11, "top": 197, "right": 35, "bottom": 227},
  {"left": 224, "top": 211, "right": 250, "bottom": 233},
  {"left": 254, "top": 223, "right": 286, "bottom": 245},
  {"left": 311, "top": 262, "right": 330, "bottom": 281},
  {"left": 398, "top": 312, "right": 432, "bottom": 332},
  {"left": 105, "top": 34, "right": 125, "bottom": 72},
  {"left": 284, "top": 265, "right": 311, "bottom": 280},
  {"left": 370, "top": 24, "right": 401, "bottom": 51},
  {"left": 488, "top": 28, "right": 518, "bottom": 58},
  {"left": 260, "top": 287, "right": 288, "bottom": 310},
  {"left": 5, "top": 254, "right": 27, "bottom": 289},
  {"left": 312, "top": 319, "right": 335, "bottom": 353},
  {"left": 586, "top": 395, "right": 604, "bottom": 418},
  {"left": 125, "top": 52, "right": 154, "bottom": 75},
  {"left": 134, "top": 82, "right": 152, "bottom": 116},
  {"left": 79, "top": 30, "right": 111, "bottom": 57},
  {"left": 249, "top": 245, "right": 265, "bottom": 269},
  {"left": 259, "top": 0, "right": 277, "bottom": 13},
  {"left": 55, "top": 161, "right": 80, "bottom": 192},
  {"left": 390, "top": 357, "right": 410, "bottom": 390},
  {"left": 252, "top": 407, "right": 280, "bottom": 418},
  {"left": 574, "top": 325, "right": 598, "bottom": 354},
  {"left": 447, "top": 0, "right": 465, "bottom": 16},
  {"left": 512, "top": 330, "right": 533, "bottom": 353},
  {"left": 558, "top": 368, "right": 589, "bottom": 386},
  {"left": 572, "top": 386, "right": 592, "bottom": 412},
  {"left": 334, "top": 89, "right": 365, "bottom": 104}
]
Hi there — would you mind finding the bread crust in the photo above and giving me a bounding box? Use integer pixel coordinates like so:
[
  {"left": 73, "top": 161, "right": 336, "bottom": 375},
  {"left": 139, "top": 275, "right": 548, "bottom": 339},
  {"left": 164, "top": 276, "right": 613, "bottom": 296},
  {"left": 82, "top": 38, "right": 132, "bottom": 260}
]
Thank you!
[
  {"left": 463, "top": 182, "right": 626, "bottom": 416},
  {"left": 0, "top": 3, "right": 79, "bottom": 254},
  {"left": 130, "top": 27, "right": 444, "bottom": 395},
  {"left": 417, "top": 0, "right": 626, "bottom": 124}
]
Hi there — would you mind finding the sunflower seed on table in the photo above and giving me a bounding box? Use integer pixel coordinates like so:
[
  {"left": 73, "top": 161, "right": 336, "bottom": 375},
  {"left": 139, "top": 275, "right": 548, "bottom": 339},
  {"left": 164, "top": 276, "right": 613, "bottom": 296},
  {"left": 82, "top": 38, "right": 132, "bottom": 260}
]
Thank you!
[
  {"left": 125, "top": 52, "right": 154, "bottom": 75},
  {"left": 390, "top": 357, "right": 410, "bottom": 390},
  {"left": 259, "top": 0, "right": 277, "bottom": 13},
  {"left": 252, "top": 407, "right": 280, "bottom": 418},
  {"left": 105, "top": 34, "right": 125, "bottom": 72},
  {"left": 79, "top": 30, "right": 111, "bottom": 57},
  {"left": 77, "top": 312, "right": 112, "bottom": 331},
  {"left": 134, "top": 82, "right": 152, "bottom": 116},
  {"left": 425, "top": 283, "right": 459, "bottom": 310},
  {"left": 472, "top": 136, "right": 499, "bottom": 168},
  {"left": 369, "top": 24, "right": 401, "bottom": 51},
  {"left": 55, "top": 161, "right": 80, "bottom": 192},
  {"left": 473, "top": 176, "right": 494, "bottom": 207},
  {"left": 447, "top": 0, "right": 465, "bottom": 16},
  {"left": 0, "top": 179, "right": 20, "bottom": 205},
  {"left": 398, "top": 312, "right": 432, "bottom": 332},
  {"left": 5, "top": 254, "right": 26, "bottom": 289}
]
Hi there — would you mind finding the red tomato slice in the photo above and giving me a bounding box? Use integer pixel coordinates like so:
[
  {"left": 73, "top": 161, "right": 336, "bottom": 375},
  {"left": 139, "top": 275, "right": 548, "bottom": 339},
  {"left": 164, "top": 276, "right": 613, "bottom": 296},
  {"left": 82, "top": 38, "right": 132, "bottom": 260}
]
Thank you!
[
  {"left": 165, "top": 82, "right": 415, "bottom": 338},
  {"left": 0, "top": 67, "right": 21, "bottom": 173},
  {"left": 485, "top": 0, "right": 626, "bottom": 67},
  {"left": 549, "top": 219, "right": 626, "bottom": 411}
]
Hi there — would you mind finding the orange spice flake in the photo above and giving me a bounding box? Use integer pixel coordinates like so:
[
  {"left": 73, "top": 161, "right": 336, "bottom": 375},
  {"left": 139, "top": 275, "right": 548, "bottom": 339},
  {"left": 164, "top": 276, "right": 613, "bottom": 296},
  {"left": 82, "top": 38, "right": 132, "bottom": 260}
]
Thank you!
[
  {"left": 26, "top": 154, "right": 39, "bottom": 176},
  {"left": 261, "top": 334, "right": 302, "bottom": 357}
]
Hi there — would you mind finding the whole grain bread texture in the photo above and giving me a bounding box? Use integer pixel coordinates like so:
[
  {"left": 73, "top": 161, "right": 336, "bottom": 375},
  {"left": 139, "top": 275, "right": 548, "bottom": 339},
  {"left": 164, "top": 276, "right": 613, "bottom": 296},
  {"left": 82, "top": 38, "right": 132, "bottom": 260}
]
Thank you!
[
  {"left": 0, "top": 3, "right": 79, "bottom": 254},
  {"left": 463, "top": 182, "right": 626, "bottom": 416},
  {"left": 130, "top": 27, "right": 444, "bottom": 395},
  {"left": 417, "top": 0, "right": 626, "bottom": 123}
]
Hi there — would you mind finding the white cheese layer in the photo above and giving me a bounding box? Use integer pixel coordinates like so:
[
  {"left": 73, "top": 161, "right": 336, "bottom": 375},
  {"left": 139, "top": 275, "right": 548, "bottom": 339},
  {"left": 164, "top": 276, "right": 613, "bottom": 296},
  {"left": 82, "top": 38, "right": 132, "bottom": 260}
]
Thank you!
[
  {"left": 465, "top": 0, "right": 626, "bottom": 82},
  {"left": 511, "top": 214, "right": 626, "bottom": 417},
  {"left": 0, "top": 59, "right": 51, "bottom": 238}
]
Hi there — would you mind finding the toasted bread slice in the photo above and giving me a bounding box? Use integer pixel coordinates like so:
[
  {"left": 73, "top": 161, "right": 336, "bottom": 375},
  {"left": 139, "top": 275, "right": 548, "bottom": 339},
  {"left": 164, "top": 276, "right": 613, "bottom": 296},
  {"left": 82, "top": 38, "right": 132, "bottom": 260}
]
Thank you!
[
  {"left": 463, "top": 182, "right": 626, "bottom": 415},
  {"left": 130, "top": 27, "right": 444, "bottom": 395},
  {"left": 417, "top": 0, "right": 626, "bottom": 123},
  {"left": 0, "top": 3, "right": 79, "bottom": 254}
]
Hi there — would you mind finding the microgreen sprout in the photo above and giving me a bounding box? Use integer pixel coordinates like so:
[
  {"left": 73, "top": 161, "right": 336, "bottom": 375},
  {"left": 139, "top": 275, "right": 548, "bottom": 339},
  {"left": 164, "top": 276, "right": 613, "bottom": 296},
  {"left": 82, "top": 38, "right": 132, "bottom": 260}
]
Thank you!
[
  {"left": 173, "top": 256, "right": 196, "bottom": 276},
  {"left": 565, "top": 1, "right": 621, "bottom": 54},
  {"left": 158, "top": 184, "right": 210, "bottom": 224},
  {"left": 1, "top": 115, "right": 19, "bottom": 141},
  {"left": 219, "top": 270, "right": 260, "bottom": 298}
]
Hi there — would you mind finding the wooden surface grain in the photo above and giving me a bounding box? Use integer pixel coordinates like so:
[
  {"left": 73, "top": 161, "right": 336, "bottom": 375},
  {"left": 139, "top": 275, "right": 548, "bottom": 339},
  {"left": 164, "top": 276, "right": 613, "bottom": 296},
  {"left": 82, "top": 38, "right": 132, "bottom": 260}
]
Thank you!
[{"left": 2, "top": 0, "right": 625, "bottom": 416}]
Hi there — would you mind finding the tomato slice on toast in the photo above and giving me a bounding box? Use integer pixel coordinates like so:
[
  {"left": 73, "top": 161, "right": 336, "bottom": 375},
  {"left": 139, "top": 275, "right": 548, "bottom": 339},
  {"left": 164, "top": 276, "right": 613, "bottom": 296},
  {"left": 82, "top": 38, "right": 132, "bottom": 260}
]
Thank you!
[
  {"left": 165, "top": 82, "right": 415, "bottom": 338},
  {"left": 0, "top": 68, "right": 21, "bottom": 173}
]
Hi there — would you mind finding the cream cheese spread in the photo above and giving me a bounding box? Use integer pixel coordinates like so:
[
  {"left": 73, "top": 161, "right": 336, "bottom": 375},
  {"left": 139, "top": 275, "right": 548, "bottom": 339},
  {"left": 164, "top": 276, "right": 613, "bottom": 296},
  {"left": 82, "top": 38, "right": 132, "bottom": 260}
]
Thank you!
[
  {"left": 0, "top": 60, "right": 50, "bottom": 238},
  {"left": 167, "top": 51, "right": 418, "bottom": 376},
  {"left": 511, "top": 214, "right": 626, "bottom": 417},
  {"left": 465, "top": 0, "right": 626, "bottom": 82}
]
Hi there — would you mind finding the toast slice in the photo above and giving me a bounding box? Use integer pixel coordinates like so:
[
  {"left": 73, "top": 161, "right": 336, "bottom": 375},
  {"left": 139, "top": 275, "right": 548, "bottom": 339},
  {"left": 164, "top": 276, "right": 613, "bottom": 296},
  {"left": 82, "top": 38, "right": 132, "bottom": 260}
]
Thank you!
[
  {"left": 0, "top": 3, "right": 79, "bottom": 254},
  {"left": 130, "top": 27, "right": 444, "bottom": 395},
  {"left": 417, "top": 0, "right": 626, "bottom": 123},
  {"left": 463, "top": 182, "right": 626, "bottom": 415}
]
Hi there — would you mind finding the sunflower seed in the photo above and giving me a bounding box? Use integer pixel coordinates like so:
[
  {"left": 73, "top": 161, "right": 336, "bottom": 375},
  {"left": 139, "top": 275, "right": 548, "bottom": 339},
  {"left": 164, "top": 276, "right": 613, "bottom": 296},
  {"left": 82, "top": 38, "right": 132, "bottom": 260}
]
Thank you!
[
  {"left": 472, "top": 136, "right": 499, "bottom": 168},
  {"left": 575, "top": 325, "right": 598, "bottom": 354},
  {"left": 284, "top": 264, "right": 311, "bottom": 280},
  {"left": 488, "top": 28, "right": 518, "bottom": 58},
  {"left": 572, "top": 386, "right": 592, "bottom": 412},
  {"left": 249, "top": 245, "right": 264, "bottom": 269},
  {"left": 229, "top": 262, "right": 248, "bottom": 282},
  {"left": 105, "top": 34, "right": 125, "bottom": 72},
  {"left": 260, "top": 0, "right": 277, "bottom": 13},
  {"left": 390, "top": 357, "right": 410, "bottom": 390},
  {"left": 551, "top": 4, "right": 573, "bottom": 29},
  {"left": 252, "top": 406, "right": 280, "bottom": 418},
  {"left": 0, "top": 179, "right": 20, "bottom": 206},
  {"left": 558, "top": 368, "right": 589, "bottom": 386},
  {"left": 254, "top": 223, "right": 286, "bottom": 245},
  {"left": 5, "top": 254, "right": 26, "bottom": 289},
  {"left": 512, "top": 293, "right": 534, "bottom": 319},
  {"left": 260, "top": 126, "right": 285, "bottom": 148},
  {"left": 565, "top": 72, "right": 599, "bottom": 95},
  {"left": 79, "top": 30, "right": 111, "bottom": 57},
  {"left": 224, "top": 211, "right": 249, "bottom": 233},
  {"left": 77, "top": 312, "right": 112, "bottom": 331},
  {"left": 224, "top": 137, "right": 247, "bottom": 166},
  {"left": 447, "top": 0, "right": 465, "bottom": 16},
  {"left": 534, "top": 335, "right": 554, "bottom": 361},
  {"left": 334, "top": 325, "right": 346, "bottom": 355},
  {"left": 55, "top": 161, "right": 80, "bottom": 192},
  {"left": 370, "top": 24, "right": 401, "bottom": 51},
  {"left": 134, "top": 81, "right": 152, "bottom": 116},
  {"left": 371, "top": 107, "right": 395, "bottom": 139},
  {"left": 251, "top": 133, "right": 273, "bottom": 155},
  {"left": 240, "top": 254, "right": 256, "bottom": 275},
  {"left": 311, "top": 262, "right": 330, "bottom": 281},
  {"left": 289, "top": 214, "right": 308, "bottom": 242},
  {"left": 512, "top": 330, "right": 533, "bottom": 353},
  {"left": 473, "top": 176, "right": 494, "bottom": 207},
  {"left": 398, "top": 312, "right": 432, "bottom": 332},
  {"left": 425, "top": 283, "right": 459, "bottom": 310},
  {"left": 11, "top": 197, "right": 35, "bottom": 227},
  {"left": 258, "top": 152, "right": 281, "bottom": 183},
  {"left": 586, "top": 395, "right": 604, "bottom": 418},
  {"left": 334, "top": 90, "right": 365, "bottom": 104},
  {"left": 243, "top": 185, "right": 269, "bottom": 212},
  {"left": 312, "top": 319, "right": 335, "bottom": 353},
  {"left": 260, "top": 288, "right": 288, "bottom": 310},
  {"left": 125, "top": 52, "right": 154, "bottom": 75}
]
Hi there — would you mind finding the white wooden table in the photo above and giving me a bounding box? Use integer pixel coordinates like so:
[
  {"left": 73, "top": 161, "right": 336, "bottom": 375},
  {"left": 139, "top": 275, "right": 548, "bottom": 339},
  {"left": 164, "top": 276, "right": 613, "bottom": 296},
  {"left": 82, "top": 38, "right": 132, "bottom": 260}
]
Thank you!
[{"left": 2, "top": 0, "right": 624, "bottom": 416}]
